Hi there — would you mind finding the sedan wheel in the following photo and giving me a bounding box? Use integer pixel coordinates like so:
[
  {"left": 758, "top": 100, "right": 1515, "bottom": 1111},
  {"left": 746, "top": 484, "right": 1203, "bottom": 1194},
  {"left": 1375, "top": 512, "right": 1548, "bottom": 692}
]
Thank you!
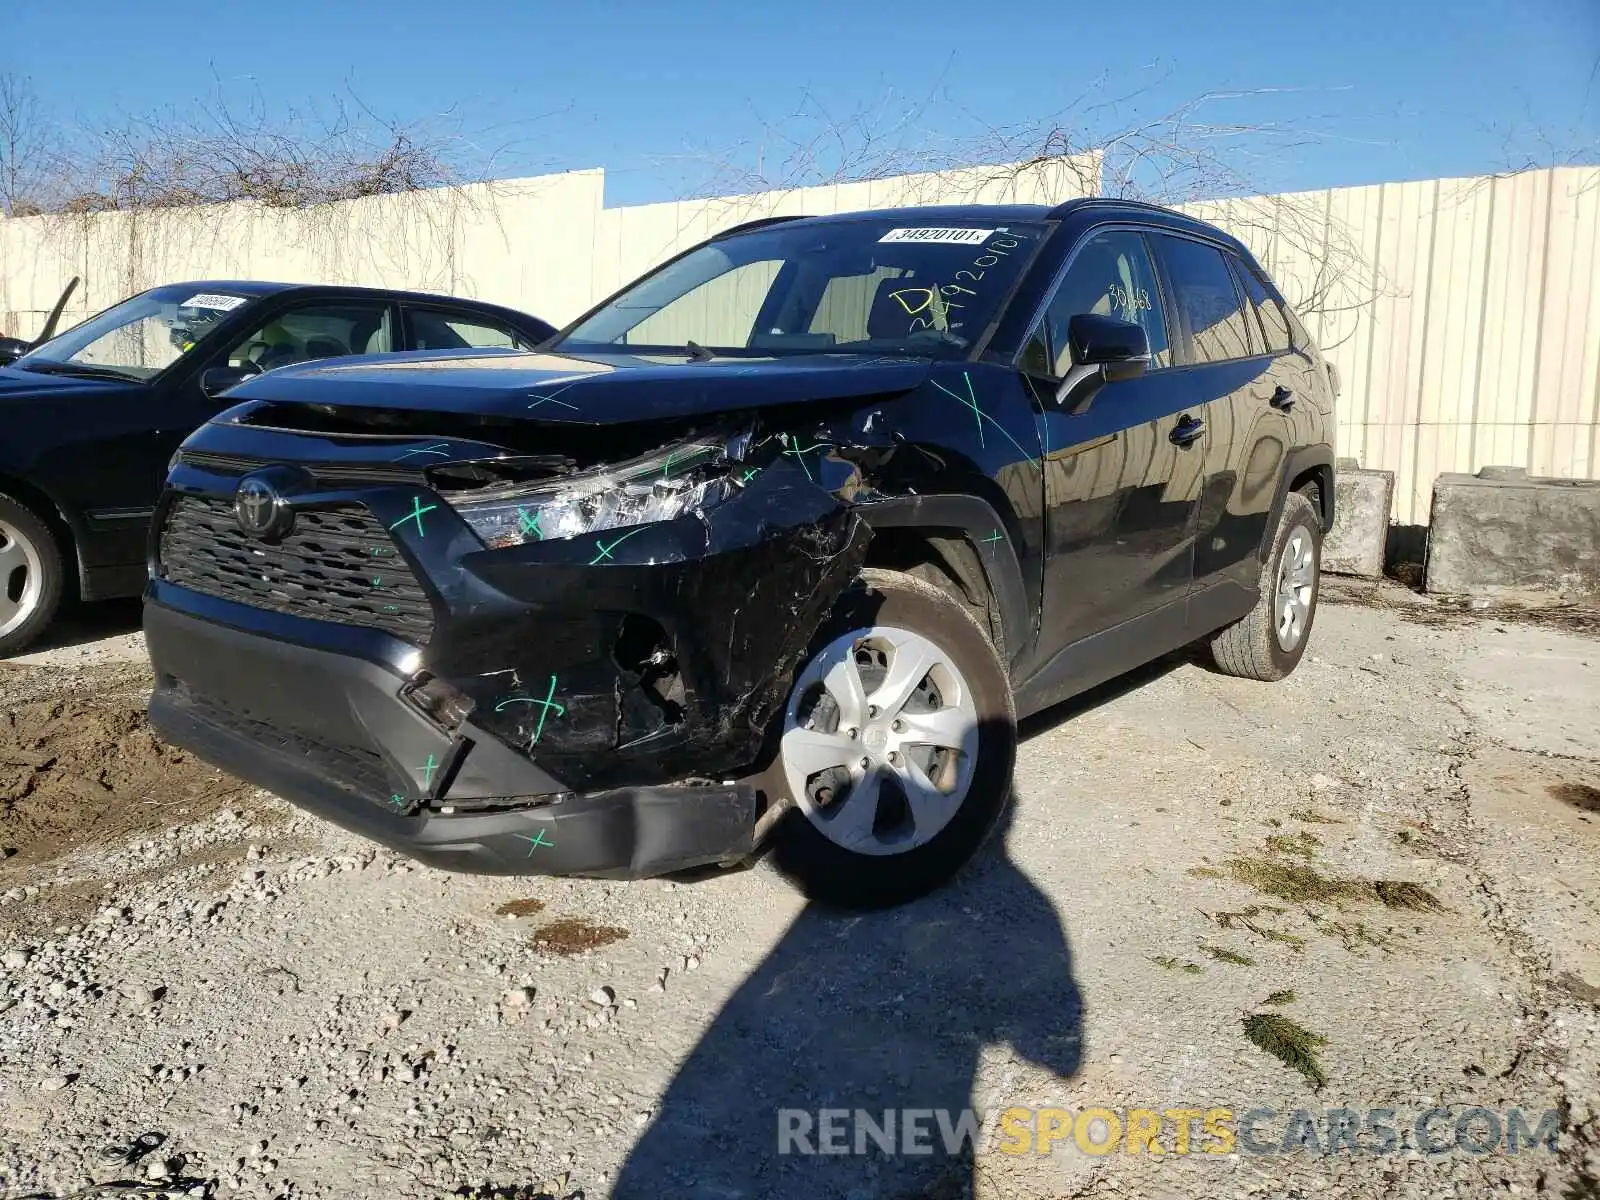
[{"left": 0, "top": 497, "right": 66, "bottom": 658}]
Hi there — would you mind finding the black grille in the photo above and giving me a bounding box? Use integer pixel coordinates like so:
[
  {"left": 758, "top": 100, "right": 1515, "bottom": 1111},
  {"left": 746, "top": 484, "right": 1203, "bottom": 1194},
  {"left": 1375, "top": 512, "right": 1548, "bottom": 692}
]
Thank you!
[
  {"left": 175, "top": 684, "right": 405, "bottom": 809},
  {"left": 159, "top": 494, "right": 434, "bottom": 642}
]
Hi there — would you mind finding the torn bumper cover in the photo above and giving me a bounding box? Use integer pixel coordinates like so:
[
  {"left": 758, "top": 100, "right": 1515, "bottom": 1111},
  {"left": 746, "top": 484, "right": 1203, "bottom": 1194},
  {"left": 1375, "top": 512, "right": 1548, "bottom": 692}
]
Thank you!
[{"left": 144, "top": 455, "right": 868, "bottom": 878}]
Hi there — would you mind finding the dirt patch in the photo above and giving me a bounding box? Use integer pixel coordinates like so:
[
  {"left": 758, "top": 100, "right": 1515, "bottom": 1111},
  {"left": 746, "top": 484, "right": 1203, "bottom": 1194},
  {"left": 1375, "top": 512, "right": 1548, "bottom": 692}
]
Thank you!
[
  {"left": 0, "top": 662, "right": 254, "bottom": 874},
  {"left": 1323, "top": 577, "right": 1600, "bottom": 635},
  {"left": 529, "top": 917, "right": 629, "bottom": 956},
  {"left": 1550, "top": 781, "right": 1600, "bottom": 814},
  {"left": 495, "top": 898, "right": 547, "bottom": 918}
]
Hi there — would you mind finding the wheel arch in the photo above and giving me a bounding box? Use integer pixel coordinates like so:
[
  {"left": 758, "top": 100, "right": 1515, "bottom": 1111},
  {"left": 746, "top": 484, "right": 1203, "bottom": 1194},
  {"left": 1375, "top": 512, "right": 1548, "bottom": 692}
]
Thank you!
[
  {"left": 855, "top": 494, "right": 1031, "bottom": 671},
  {"left": 1259, "top": 447, "right": 1335, "bottom": 561},
  {"left": 0, "top": 470, "right": 84, "bottom": 598}
]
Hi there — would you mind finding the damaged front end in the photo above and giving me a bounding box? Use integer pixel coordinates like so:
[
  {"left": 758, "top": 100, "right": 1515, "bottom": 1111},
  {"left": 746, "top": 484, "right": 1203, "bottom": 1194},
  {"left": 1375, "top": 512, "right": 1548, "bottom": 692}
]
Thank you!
[
  {"left": 145, "top": 395, "right": 884, "bottom": 874},
  {"left": 429, "top": 417, "right": 875, "bottom": 793}
]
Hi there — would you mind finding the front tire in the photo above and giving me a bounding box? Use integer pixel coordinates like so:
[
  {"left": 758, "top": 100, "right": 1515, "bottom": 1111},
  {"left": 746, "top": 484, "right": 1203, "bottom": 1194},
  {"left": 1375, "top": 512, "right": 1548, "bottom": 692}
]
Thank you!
[
  {"left": 763, "top": 568, "right": 1016, "bottom": 909},
  {"left": 1208, "top": 491, "right": 1322, "bottom": 682},
  {"left": 0, "top": 494, "right": 65, "bottom": 659}
]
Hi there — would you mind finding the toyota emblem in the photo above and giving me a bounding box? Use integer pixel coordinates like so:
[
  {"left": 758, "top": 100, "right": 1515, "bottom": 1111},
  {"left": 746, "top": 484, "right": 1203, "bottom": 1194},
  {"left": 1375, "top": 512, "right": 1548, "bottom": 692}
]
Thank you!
[{"left": 234, "top": 476, "right": 293, "bottom": 541}]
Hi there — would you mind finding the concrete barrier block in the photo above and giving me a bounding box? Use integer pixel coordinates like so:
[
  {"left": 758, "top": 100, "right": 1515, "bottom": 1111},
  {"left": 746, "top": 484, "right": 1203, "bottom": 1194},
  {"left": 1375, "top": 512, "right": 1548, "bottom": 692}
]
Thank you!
[
  {"left": 1324, "top": 466, "right": 1395, "bottom": 578},
  {"left": 1425, "top": 466, "right": 1600, "bottom": 598}
]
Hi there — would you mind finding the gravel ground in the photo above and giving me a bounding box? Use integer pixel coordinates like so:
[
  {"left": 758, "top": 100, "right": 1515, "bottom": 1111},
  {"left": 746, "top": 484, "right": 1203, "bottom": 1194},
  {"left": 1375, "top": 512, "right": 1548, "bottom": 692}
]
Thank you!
[{"left": 0, "top": 583, "right": 1597, "bottom": 1199}]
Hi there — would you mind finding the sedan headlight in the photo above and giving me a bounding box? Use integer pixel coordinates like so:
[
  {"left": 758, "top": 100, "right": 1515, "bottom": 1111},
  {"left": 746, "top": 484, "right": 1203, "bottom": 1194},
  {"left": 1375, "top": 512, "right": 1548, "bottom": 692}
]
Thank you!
[{"left": 456, "top": 433, "right": 752, "bottom": 550}]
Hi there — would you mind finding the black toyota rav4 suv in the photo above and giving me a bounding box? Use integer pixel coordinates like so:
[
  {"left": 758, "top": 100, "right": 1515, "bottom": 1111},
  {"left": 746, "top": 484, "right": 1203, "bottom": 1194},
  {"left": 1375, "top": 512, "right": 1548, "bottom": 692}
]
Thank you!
[{"left": 144, "top": 199, "right": 1336, "bottom": 908}]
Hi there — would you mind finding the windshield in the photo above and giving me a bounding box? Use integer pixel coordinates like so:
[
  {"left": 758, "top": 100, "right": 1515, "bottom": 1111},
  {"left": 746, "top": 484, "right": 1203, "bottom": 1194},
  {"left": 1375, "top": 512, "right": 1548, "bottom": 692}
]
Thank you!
[
  {"left": 559, "top": 218, "right": 1050, "bottom": 359},
  {"left": 17, "top": 286, "right": 252, "bottom": 380}
]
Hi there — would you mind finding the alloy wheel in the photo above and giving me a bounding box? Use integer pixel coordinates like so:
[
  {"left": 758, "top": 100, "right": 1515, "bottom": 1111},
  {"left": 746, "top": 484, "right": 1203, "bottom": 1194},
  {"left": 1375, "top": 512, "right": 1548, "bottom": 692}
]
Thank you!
[
  {"left": 0, "top": 517, "right": 43, "bottom": 642},
  {"left": 780, "top": 625, "right": 980, "bottom": 857},
  {"left": 1274, "top": 528, "right": 1317, "bottom": 651}
]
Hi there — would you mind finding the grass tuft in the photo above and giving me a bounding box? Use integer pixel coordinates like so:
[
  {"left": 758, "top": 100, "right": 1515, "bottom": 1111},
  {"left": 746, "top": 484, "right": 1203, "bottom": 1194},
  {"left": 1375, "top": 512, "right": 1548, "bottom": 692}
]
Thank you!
[
  {"left": 1265, "top": 832, "right": 1322, "bottom": 859},
  {"left": 1373, "top": 880, "right": 1445, "bottom": 912},
  {"left": 1221, "top": 854, "right": 1444, "bottom": 915},
  {"left": 1151, "top": 955, "right": 1204, "bottom": 974},
  {"left": 1222, "top": 856, "right": 1355, "bottom": 904},
  {"left": 1206, "top": 906, "right": 1306, "bottom": 950},
  {"left": 1263, "top": 989, "right": 1297, "bottom": 1006},
  {"left": 1289, "top": 808, "right": 1342, "bottom": 824},
  {"left": 1199, "top": 942, "right": 1255, "bottom": 967},
  {"left": 1242, "top": 1012, "right": 1328, "bottom": 1089}
]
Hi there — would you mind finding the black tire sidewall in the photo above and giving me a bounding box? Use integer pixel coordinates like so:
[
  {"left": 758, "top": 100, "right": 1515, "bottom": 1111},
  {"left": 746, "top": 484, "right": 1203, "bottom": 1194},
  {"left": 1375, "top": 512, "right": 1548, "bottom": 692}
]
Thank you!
[
  {"left": 0, "top": 494, "right": 65, "bottom": 657},
  {"left": 1264, "top": 495, "right": 1322, "bottom": 676},
  {"left": 765, "top": 569, "right": 1017, "bottom": 909}
]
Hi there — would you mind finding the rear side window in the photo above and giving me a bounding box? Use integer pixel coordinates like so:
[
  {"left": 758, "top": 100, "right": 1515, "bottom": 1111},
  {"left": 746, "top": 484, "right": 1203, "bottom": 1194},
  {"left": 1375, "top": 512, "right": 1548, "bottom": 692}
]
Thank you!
[
  {"left": 1152, "top": 235, "right": 1254, "bottom": 364},
  {"left": 410, "top": 308, "right": 533, "bottom": 352},
  {"left": 1234, "top": 260, "right": 1293, "bottom": 353}
]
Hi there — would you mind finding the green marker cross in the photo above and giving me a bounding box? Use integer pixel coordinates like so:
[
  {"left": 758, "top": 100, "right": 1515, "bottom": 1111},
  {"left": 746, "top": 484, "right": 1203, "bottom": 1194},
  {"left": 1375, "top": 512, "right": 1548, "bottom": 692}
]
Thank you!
[
  {"left": 588, "top": 526, "right": 646, "bottom": 566},
  {"left": 516, "top": 507, "right": 545, "bottom": 541},
  {"left": 781, "top": 438, "right": 830, "bottom": 485},
  {"left": 526, "top": 383, "right": 581, "bottom": 412},
  {"left": 493, "top": 675, "right": 567, "bottom": 747},
  {"left": 389, "top": 497, "right": 438, "bottom": 539},
  {"left": 929, "top": 371, "right": 1041, "bottom": 470},
  {"left": 515, "top": 829, "right": 555, "bottom": 857}
]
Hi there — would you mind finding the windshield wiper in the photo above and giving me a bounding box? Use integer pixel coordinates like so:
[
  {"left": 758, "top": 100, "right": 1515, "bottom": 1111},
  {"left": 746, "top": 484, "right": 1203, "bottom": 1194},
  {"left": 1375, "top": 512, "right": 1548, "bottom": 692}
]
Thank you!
[
  {"left": 683, "top": 340, "right": 716, "bottom": 363},
  {"left": 20, "top": 360, "right": 139, "bottom": 382}
]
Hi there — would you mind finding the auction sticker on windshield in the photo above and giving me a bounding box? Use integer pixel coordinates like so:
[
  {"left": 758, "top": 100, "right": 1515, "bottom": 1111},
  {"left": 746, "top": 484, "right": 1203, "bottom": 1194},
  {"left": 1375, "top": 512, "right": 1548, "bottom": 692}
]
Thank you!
[
  {"left": 878, "top": 227, "right": 996, "bottom": 245},
  {"left": 181, "top": 293, "right": 248, "bottom": 311}
]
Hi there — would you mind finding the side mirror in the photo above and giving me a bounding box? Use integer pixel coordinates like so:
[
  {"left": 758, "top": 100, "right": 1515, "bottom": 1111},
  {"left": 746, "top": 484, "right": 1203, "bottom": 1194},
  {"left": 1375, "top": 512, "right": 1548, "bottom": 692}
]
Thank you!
[
  {"left": 200, "top": 364, "right": 258, "bottom": 398},
  {"left": 0, "top": 336, "right": 29, "bottom": 366},
  {"left": 1053, "top": 314, "right": 1152, "bottom": 414}
]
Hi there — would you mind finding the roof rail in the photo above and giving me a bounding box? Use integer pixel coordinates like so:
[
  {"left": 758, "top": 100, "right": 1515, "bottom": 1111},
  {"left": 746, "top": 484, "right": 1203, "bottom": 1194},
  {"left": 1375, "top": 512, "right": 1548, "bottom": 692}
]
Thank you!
[
  {"left": 1045, "top": 196, "right": 1184, "bottom": 220},
  {"left": 710, "top": 215, "right": 809, "bottom": 240}
]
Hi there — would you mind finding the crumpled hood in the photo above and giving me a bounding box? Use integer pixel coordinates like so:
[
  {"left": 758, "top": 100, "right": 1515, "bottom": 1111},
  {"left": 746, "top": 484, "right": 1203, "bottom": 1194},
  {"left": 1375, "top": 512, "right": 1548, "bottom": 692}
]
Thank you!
[{"left": 221, "top": 349, "right": 935, "bottom": 424}]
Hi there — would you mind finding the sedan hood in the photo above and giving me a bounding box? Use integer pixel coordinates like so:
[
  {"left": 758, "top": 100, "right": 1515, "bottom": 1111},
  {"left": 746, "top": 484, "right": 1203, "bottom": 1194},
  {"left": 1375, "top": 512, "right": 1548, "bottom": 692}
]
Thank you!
[
  {"left": 222, "top": 349, "right": 935, "bottom": 424},
  {"left": 0, "top": 364, "right": 141, "bottom": 402}
]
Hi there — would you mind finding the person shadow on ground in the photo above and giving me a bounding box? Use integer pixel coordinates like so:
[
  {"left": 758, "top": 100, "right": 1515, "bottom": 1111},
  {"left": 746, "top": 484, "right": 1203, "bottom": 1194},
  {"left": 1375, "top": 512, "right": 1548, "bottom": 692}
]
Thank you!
[{"left": 610, "top": 799, "right": 1086, "bottom": 1200}]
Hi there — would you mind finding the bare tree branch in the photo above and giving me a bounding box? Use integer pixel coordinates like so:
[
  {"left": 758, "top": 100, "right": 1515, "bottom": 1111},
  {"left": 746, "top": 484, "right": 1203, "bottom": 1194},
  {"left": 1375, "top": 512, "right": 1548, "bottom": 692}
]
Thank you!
[{"left": 0, "top": 73, "right": 63, "bottom": 217}]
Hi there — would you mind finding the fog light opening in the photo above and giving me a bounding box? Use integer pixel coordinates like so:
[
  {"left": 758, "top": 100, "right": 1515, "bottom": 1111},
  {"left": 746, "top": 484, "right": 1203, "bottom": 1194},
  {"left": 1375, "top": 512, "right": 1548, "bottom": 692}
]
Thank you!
[{"left": 613, "top": 614, "right": 685, "bottom": 726}]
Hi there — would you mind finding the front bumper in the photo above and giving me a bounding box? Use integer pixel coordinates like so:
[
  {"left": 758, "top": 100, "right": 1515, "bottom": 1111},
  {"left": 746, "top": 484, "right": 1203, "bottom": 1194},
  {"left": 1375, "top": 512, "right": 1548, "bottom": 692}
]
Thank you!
[
  {"left": 144, "top": 428, "right": 869, "bottom": 878},
  {"left": 146, "top": 602, "right": 757, "bottom": 877}
]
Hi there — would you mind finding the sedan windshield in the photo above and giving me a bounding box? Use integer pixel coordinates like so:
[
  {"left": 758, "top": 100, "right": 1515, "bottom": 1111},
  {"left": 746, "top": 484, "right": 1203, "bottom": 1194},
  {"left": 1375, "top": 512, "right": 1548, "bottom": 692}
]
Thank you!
[
  {"left": 559, "top": 218, "right": 1050, "bottom": 359},
  {"left": 17, "top": 286, "right": 252, "bottom": 380}
]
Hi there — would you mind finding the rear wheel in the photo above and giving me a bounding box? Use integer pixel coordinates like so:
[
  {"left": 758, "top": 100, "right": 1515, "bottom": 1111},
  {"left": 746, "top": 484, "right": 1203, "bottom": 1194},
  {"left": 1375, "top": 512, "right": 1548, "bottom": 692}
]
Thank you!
[
  {"left": 763, "top": 568, "right": 1016, "bottom": 908},
  {"left": 1208, "top": 490, "right": 1322, "bottom": 682},
  {"left": 0, "top": 494, "right": 65, "bottom": 659}
]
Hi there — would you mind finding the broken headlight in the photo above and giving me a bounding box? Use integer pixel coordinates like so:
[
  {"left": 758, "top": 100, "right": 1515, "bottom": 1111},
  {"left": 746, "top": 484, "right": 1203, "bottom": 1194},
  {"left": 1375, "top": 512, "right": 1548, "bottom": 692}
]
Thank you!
[{"left": 455, "top": 433, "right": 753, "bottom": 550}]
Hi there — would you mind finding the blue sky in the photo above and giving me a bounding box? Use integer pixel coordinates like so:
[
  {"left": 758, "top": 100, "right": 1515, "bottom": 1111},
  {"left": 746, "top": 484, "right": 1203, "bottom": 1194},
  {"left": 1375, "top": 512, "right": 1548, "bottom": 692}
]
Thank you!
[{"left": 7, "top": 0, "right": 1598, "bottom": 205}]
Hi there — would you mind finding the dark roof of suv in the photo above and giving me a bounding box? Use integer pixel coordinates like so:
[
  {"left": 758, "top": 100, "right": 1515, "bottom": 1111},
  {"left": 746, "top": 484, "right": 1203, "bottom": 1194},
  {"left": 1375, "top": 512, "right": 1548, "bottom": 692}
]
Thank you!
[{"left": 717, "top": 197, "right": 1252, "bottom": 257}]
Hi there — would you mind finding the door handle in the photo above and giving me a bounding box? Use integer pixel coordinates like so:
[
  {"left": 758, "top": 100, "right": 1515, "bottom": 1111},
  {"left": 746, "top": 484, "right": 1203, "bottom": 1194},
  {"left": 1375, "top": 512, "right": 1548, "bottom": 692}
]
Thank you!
[
  {"left": 1269, "top": 385, "right": 1295, "bottom": 411},
  {"left": 1169, "top": 415, "right": 1205, "bottom": 447}
]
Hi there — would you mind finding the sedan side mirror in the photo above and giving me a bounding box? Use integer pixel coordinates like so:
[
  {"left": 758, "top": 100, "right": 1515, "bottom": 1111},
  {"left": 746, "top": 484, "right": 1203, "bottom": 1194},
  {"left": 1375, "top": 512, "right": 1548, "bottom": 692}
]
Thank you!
[
  {"left": 1053, "top": 314, "right": 1152, "bottom": 414},
  {"left": 200, "top": 364, "right": 259, "bottom": 399},
  {"left": 0, "top": 335, "right": 30, "bottom": 366}
]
